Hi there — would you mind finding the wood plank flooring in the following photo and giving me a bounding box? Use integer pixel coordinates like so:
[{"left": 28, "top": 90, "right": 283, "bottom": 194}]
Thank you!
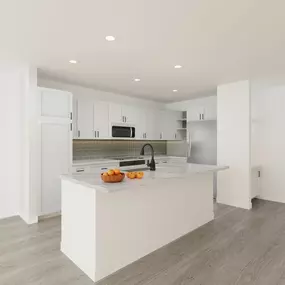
[{"left": 1, "top": 200, "right": 285, "bottom": 284}]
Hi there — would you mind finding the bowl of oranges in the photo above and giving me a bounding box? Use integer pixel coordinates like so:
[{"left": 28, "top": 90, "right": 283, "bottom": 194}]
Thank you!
[
  {"left": 101, "top": 169, "right": 125, "bottom": 183},
  {"left": 126, "top": 171, "right": 144, "bottom": 179}
]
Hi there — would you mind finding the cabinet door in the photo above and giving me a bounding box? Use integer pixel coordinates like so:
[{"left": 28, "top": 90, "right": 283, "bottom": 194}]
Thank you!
[
  {"left": 94, "top": 101, "right": 110, "bottom": 139},
  {"left": 135, "top": 108, "right": 147, "bottom": 139},
  {"left": 187, "top": 101, "right": 202, "bottom": 121},
  {"left": 72, "top": 97, "right": 78, "bottom": 138},
  {"left": 41, "top": 122, "right": 71, "bottom": 215},
  {"left": 77, "top": 98, "right": 94, "bottom": 139},
  {"left": 145, "top": 110, "right": 157, "bottom": 140},
  {"left": 122, "top": 105, "right": 137, "bottom": 124},
  {"left": 203, "top": 96, "right": 217, "bottom": 120},
  {"left": 109, "top": 103, "right": 123, "bottom": 123},
  {"left": 40, "top": 89, "right": 71, "bottom": 118}
]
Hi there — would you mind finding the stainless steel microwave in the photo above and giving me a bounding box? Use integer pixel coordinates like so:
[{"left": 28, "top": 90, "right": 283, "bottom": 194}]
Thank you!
[{"left": 112, "top": 125, "right": 135, "bottom": 138}]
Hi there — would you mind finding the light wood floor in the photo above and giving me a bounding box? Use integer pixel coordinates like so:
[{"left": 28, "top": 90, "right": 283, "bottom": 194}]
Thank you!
[{"left": 2, "top": 200, "right": 285, "bottom": 285}]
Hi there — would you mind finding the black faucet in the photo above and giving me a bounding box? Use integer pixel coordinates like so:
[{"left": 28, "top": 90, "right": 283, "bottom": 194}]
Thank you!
[{"left": 140, "top": 143, "right": 156, "bottom": 171}]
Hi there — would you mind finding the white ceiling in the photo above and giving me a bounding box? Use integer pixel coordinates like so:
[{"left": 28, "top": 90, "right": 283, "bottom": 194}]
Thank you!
[{"left": 1, "top": 0, "right": 285, "bottom": 102}]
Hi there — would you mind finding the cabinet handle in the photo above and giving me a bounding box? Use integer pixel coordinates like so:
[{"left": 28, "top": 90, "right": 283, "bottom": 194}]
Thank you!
[
  {"left": 122, "top": 116, "right": 124, "bottom": 122},
  {"left": 78, "top": 130, "right": 80, "bottom": 138},
  {"left": 125, "top": 116, "right": 127, "bottom": 122},
  {"left": 145, "top": 133, "right": 147, "bottom": 139},
  {"left": 94, "top": 131, "right": 96, "bottom": 138},
  {"left": 160, "top": 133, "right": 162, "bottom": 139},
  {"left": 70, "top": 123, "right": 72, "bottom": 131},
  {"left": 76, "top": 168, "right": 84, "bottom": 173},
  {"left": 199, "top": 114, "right": 201, "bottom": 120},
  {"left": 70, "top": 112, "right": 73, "bottom": 120},
  {"left": 97, "top": 131, "right": 99, "bottom": 138},
  {"left": 175, "top": 133, "right": 177, "bottom": 139},
  {"left": 202, "top": 114, "right": 204, "bottom": 120}
]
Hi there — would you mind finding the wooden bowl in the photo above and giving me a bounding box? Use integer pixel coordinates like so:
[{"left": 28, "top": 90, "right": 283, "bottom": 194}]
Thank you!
[{"left": 101, "top": 173, "right": 125, "bottom": 183}]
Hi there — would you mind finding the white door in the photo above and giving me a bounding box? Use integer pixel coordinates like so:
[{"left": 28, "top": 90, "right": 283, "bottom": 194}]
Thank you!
[
  {"left": 187, "top": 100, "right": 203, "bottom": 121},
  {"left": 146, "top": 110, "right": 159, "bottom": 140},
  {"left": 166, "top": 111, "right": 180, "bottom": 140},
  {"left": 203, "top": 96, "right": 217, "bottom": 120},
  {"left": 72, "top": 97, "right": 78, "bottom": 138},
  {"left": 40, "top": 89, "right": 71, "bottom": 119},
  {"left": 109, "top": 103, "right": 123, "bottom": 123},
  {"left": 94, "top": 101, "right": 109, "bottom": 139},
  {"left": 122, "top": 105, "right": 137, "bottom": 124},
  {"left": 41, "top": 123, "right": 71, "bottom": 215},
  {"left": 77, "top": 98, "right": 94, "bottom": 139},
  {"left": 135, "top": 108, "right": 147, "bottom": 139}
]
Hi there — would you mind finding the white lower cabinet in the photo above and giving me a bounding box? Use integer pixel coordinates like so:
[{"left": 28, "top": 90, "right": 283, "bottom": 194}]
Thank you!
[{"left": 72, "top": 163, "right": 120, "bottom": 174}]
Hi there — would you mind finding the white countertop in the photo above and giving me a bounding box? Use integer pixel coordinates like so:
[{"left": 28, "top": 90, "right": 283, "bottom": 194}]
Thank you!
[
  {"left": 62, "top": 163, "right": 229, "bottom": 193},
  {"left": 72, "top": 155, "right": 186, "bottom": 166}
]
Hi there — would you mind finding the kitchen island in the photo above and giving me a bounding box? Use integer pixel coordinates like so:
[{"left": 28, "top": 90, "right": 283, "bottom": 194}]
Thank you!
[{"left": 60, "top": 163, "right": 228, "bottom": 282}]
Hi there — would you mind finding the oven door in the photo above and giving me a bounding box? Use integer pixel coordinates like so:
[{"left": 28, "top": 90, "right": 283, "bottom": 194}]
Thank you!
[{"left": 112, "top": 126, "right": 132, "bottom": 138}]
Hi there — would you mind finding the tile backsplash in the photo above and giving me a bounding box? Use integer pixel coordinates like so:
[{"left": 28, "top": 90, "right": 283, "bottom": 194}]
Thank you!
[{"left": 73, "top": 140, "right": 167, "bottom": 161}]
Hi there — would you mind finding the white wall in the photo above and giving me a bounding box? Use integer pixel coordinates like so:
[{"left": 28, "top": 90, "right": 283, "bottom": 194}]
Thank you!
[
  {"left": 0, "top": 63, "right": 38, "bottom": 222},
  {"left": 251, "top": 76, "right": 285, "bottom": 203},
  {"left": 0, "top": 64, "right": 25, "bottom": 219},
  {"left": 217, "top": 80, "right": 252, "bottom": 209},
  {"left": 38, "top": 78, "right": 164, "bottom": 109}
]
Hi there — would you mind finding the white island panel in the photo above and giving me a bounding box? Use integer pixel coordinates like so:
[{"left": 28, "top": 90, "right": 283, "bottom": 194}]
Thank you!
[
  {"left": 61, "top": 163, "right": 228, "bottom": 282},
  {"left": 95, "top": 174, "right": 213, "bottom": 281}
]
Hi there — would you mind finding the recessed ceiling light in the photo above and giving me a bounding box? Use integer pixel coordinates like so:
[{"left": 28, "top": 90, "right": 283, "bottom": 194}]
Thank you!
[
  {"left": 106, "top": 36, "right": 116, "bottom": 41},
  {"left": 134, "top": 78, "right": 141, "bottom": 82},
  {"left": 174, "top": 65, "right": 182, "bottom": 69},
  {"left": 173, "top": 89, "right": 178, "bottom": 92},
  {"left": 69, "top": 60, "right": 77, "bottom": 64}
]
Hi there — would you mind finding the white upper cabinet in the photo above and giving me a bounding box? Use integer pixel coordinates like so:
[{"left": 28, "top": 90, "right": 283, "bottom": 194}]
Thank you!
[
  {"left": 93, "top": 101, "right": 109, "bottom": 139},
  {"left": 40, "top": 88, "right": 72, "bottom": 119},
  {"left": 122, "top": 105, "right": 137, "bottom": 124},
  {"left": 187, "top": 96, "right": 217, "bottom": 121},
  {"left": 135, "top": 108, "right": 147, "bottom": 139},
  {"left": 156, "top": 110, "right": 180, "bottom": 140},
  {"left": 109, "top": 103, "right": 124, "bottom": 123},
  {"left": 77, "top": 98, "right": 94, "bottom": 139},
  {"left": 203, "top": 96, "right": 217, "bottom": 120},
  {"left": 72, "top": 95, "right": 184, "bottom": 141},
  {"left": 145, "top": 109, "right": 157, "bottom": 140},
  {"left": 109, "top": 103, "right": 138, "bottom": 124}
]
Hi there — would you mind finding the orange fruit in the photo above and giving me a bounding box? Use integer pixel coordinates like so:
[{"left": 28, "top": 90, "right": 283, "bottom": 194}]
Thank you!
[
  {"left": 128, "top": 172, "right": 136, "bottom": 179},
  {"left": 107, "top": 169, "right": 114, "bottom": 176},
  {"left": 137, "top": 171, "right": 144, "bottom": 177},
  {"left": 114, "top": 169, "right": 120, "bottom": 175},
  {"left": 102, "top": 172, "right": 108, "bottom": 177},
  {"left": 136, "top": 173, "right": 144, "bottom": 179}
]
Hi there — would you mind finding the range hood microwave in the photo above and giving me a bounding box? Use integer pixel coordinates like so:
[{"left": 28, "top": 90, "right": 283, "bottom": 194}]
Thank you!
[{"left": 111, "top": 124, "right": 136, "bottom": 138}]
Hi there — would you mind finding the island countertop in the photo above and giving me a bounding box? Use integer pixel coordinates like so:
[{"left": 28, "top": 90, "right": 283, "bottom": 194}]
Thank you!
[{"left": 61, "top": 163, "right": 229, "bottom": 193}]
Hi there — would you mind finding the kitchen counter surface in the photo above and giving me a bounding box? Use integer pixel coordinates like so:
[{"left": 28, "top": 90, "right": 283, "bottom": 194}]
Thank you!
[
  {"left": 62, "top": 163, "right": 228, "bottom": 193},
  {"left": 72, "top": 155, "right": 186, "bottom": 166}
]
